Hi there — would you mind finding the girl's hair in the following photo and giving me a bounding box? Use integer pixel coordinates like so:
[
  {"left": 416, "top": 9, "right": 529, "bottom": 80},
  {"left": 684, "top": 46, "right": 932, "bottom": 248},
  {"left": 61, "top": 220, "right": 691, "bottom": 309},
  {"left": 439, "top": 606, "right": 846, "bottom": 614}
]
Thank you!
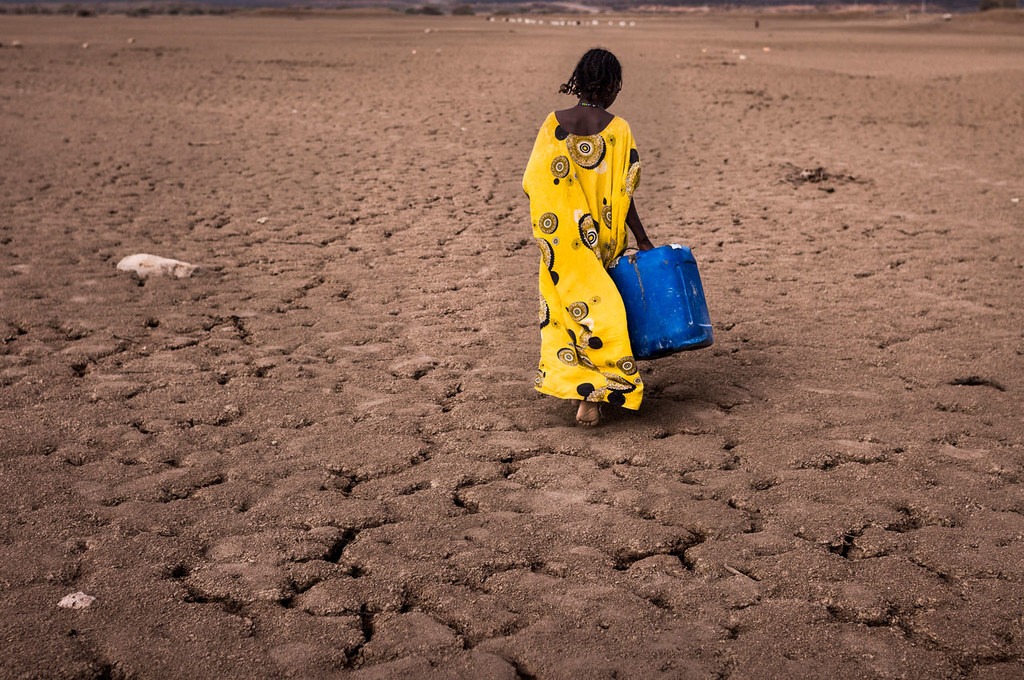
[{"left": 559, "top": 48, "right": 622, "bottom": 101}]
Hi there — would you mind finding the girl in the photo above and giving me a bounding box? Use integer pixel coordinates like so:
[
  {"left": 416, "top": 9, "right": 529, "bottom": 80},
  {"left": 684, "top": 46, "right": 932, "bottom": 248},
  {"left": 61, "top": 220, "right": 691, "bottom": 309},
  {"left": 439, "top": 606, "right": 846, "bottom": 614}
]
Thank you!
[{"left": 523, "top": 48, "right": 654, "bottom": 427}]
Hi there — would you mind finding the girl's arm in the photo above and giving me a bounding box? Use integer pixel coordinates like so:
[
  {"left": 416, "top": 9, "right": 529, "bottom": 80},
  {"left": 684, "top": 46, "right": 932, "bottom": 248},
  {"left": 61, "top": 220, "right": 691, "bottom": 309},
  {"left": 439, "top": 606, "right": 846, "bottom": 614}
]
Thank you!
[{"left": 626, "top": 201, "right": 654, "bottom": 251}]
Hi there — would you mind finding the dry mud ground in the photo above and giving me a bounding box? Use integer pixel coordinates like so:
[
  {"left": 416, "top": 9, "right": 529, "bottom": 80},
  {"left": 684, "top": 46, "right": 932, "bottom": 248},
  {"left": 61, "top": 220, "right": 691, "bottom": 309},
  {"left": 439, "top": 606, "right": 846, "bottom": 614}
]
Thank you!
[{"left": 2, "top": 10, "right": 1024, "bottom": 679}]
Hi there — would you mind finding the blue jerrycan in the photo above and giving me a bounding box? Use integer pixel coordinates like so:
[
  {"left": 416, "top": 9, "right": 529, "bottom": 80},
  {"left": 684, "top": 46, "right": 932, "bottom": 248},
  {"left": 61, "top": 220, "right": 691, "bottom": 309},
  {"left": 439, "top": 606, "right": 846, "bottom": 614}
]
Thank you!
[{"left": 607, "top": 244, "right": 714, "bottom": 360}]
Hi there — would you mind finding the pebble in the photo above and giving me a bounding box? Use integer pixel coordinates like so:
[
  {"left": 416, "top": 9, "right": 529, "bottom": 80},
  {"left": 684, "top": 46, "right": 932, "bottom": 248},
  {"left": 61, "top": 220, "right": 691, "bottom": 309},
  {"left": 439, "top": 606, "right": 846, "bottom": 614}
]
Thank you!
[{"left": 58, "top": 592, "right": 96, "bottom": 609}]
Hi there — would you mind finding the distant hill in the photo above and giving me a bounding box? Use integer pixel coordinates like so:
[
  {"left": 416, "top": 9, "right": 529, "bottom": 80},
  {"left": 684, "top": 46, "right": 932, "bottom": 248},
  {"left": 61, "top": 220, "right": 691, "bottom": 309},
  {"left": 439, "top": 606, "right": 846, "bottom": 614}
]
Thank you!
[{"left": 0, "top": 0, "right": 1005, "bottom": 12}]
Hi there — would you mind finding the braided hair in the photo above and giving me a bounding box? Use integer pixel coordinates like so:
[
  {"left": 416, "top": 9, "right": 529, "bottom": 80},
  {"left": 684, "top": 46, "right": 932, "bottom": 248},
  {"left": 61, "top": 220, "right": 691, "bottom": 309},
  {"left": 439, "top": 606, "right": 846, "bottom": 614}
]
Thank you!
[{"left": 559, "top": 48, "right": 622, "bottom": 103}]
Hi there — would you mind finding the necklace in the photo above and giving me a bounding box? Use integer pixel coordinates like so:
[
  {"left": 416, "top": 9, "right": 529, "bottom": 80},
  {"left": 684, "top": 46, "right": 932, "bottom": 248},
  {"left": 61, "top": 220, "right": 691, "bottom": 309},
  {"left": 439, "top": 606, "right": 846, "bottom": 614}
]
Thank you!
[{"left": 578, "top": 101, "right": 603, "bottom": 109}]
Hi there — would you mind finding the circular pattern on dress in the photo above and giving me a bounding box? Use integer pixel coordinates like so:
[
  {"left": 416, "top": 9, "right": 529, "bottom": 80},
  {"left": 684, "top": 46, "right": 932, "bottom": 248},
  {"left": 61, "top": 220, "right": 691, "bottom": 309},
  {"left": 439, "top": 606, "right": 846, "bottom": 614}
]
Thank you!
[
  {"left": 538, "top": 238, "right": 554, "bottom": 270},
  {"left": 601, "top": 241, "right": 616, "bottom": 263},
  {"left": 578, "top": 214, "right": 599, "bottom": 249},
  {"left": 576, "top": 349, "right": 597, "bottom": 371},
  {"left": 538, "top": 212, "right": 558, "bottom": 234},
  {"left": 566, "top": 134, "right": 606, "bottom": 169},
  {"left": 554, "top": 125, "right": 569, "bottom": 141},
  {"left": 557, "top": 348, "right": 578, "bottom": 366},
  {"left": 625, "top": 161, "right": 641, "bottom": 197},
  {"left": 588, "top": 336, "right": 603, "bottom": 349},
  {"left": 602, "top": 204, "right": 613, "bottom": 229},
  {"left": 616, "top": 356, "right": 637, "bottom": 375},
  {"left": 567, "top": 301, "right": 589, "bottom": 323},
  {"left": 577, "top": 383, "right": 595, "bottom": 397},
  {"left": 608, "top": 391, "right": 626, "bottom": 407},
  {"left": 550, "top": 156, "right": 570, "bottom": 179}
]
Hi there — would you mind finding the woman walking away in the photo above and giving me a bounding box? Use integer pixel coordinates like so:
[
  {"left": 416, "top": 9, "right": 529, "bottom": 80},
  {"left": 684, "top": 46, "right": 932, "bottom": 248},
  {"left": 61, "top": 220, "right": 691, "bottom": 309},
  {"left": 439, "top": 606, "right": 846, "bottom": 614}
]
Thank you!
[{"left": 523, "top": 48, "right": 655, "bottom": 427}]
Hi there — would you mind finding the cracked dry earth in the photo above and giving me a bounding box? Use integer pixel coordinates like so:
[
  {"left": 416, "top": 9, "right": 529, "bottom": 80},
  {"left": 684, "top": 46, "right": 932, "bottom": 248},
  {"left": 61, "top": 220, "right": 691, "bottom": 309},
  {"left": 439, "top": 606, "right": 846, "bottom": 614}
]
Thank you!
[{"left": 2, "top": 11, "right": 1024, "bottom": 680}]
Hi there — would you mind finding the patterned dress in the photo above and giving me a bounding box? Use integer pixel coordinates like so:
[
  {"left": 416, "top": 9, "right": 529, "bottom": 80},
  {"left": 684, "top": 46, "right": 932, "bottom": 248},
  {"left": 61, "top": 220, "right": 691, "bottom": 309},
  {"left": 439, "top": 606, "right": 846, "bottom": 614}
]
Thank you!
[{"left": 522, "top": 112, "right": 643, "bottom": 410}]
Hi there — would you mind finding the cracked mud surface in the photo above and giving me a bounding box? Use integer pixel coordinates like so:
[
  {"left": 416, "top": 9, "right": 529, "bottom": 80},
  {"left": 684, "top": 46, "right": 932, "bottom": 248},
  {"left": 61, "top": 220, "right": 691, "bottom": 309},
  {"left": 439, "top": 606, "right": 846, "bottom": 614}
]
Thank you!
[{"left": 2, "top": 12, "right": 1023, "bottom": 679}]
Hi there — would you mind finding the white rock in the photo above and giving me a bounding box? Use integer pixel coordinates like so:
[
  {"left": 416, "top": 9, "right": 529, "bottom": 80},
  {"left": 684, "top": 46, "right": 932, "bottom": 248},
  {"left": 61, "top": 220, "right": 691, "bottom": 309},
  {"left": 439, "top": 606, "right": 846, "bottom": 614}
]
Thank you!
[
  {"left": 58, "top": 591, "right": 96, "bottom": 609},
  {"left": 116, "top": 254, "right": 197, "bottom": 279}
]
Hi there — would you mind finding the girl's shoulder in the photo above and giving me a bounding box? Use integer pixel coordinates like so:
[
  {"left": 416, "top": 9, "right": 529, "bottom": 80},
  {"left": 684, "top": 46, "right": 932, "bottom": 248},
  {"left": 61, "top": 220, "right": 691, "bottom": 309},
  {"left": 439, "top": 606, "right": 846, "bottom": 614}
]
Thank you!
[
  {"left": 607, "top": 115, "right": 632, "bottom": 134},
  {"left": 602, "top": 116, "right": 635, "bottom": 148}
]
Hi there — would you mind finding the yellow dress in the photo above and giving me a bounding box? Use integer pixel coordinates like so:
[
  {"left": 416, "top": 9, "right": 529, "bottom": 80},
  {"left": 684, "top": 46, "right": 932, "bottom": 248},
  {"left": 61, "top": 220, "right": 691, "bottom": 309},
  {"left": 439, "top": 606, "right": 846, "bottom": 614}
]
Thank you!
[{"left": 522, "top": 112, "right": 643, "bottom": 410}]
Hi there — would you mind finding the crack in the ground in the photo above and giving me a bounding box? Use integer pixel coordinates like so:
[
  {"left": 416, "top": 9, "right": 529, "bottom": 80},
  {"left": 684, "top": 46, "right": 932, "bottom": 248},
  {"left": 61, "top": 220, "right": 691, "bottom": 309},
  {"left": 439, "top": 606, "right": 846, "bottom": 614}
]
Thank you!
[
  {"left": 182, "top": 583, "right": 246, "bottom": 616},
  {"left": 156, "top": 473, "right": 226, "bottom": 503},
  {"left": 613, "top": 531, "right": 707, "bottom": 572},
  {"left": 827, "top": 526, "right": 866, "bottom": 559},
  {"left": 907, "top": 556, "right": 959, "bottom": 584},
  {"left": 825, "top": 602, "right": 899, "bottom": 628},
  {"left": 502, "top": 655, "right": 538, "bottom": 680},
  {"left": 323, "top": 528, "right": 364, "bottom": 564},
  {"left": 397, "top": 480, "right": 432, "bottom": 496},
  {"left": 884, "top": 505, "right": 959, "bottom": 533},
  {"left": 342, "top": 603, "right": 376, "bottom": 669}
]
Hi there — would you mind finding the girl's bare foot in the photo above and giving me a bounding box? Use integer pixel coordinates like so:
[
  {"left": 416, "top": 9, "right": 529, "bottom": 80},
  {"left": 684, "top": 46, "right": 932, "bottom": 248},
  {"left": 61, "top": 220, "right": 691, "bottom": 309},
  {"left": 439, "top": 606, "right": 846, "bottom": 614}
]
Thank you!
[{"left": 576, "top": 401, "right": 601, "bottom": 427}]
